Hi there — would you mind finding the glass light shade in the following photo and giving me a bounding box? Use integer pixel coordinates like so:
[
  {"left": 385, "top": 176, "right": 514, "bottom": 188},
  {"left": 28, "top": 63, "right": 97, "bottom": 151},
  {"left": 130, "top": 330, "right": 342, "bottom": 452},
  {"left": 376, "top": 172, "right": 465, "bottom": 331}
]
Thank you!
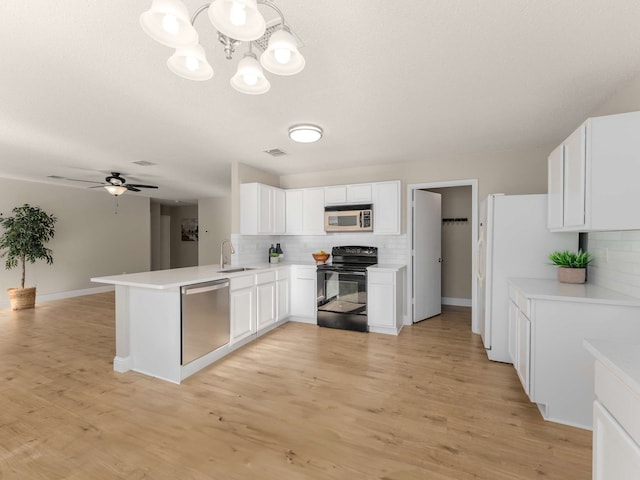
[
  {"left": 260, "top": 29, "right": 305, "bottom": 76},
  {"left": 104, "top": 185, "right": 127, "bottom": 196},
  {"left": 167, "top": 45, "right": 214, "bottom": 81},
  {"left": 140, "top": 0, "right": 199, "bottom": 48},
  {"left": 208, "top": 0, "right": 266, "bottom": 41},
  {"left": 230, "top": 53, "right": 270, "bottom": 94},
  {"left": 289, "top": 124, "right": 323, "bottom": 143}
]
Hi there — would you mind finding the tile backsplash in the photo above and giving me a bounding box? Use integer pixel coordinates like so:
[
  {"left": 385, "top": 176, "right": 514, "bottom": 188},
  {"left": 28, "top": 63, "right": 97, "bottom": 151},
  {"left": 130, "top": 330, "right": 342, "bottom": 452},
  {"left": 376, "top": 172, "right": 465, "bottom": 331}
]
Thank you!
[
  {"left": 230, "top": 233, "right": 409, "bottom": 266},
  {"left": 588, "top": 230, "right": 640, "bottom": 298}
]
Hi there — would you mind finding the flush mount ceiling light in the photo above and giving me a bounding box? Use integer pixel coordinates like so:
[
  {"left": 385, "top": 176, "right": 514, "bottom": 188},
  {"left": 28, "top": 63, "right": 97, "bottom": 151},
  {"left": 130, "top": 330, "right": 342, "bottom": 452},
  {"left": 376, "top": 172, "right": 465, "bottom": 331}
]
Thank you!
[
  {"left": 140, "top": 0, "right": 305, "bottom": 93},
  {"left": 288, "top": 124, "right": 323, "bottom": 143}
]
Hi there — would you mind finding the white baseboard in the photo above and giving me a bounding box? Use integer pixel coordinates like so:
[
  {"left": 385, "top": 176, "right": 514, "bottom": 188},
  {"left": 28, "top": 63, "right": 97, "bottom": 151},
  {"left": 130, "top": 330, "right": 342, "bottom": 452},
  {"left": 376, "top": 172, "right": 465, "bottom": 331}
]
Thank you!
[
  {"left": 113, "top": 355, "right": 132, "bottom": 373},
  {"left": 0, "top": 285, "right": 115, "bottom": 309},
  {"left": 442, "top": 297, "right": 472, "bottom": 307}
]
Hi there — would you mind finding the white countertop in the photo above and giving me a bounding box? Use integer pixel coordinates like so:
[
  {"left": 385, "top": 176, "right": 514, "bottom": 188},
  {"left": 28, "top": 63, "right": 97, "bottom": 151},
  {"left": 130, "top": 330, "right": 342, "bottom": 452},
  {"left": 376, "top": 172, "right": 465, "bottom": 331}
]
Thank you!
[
  {"left": 584, "top": 340, "right": 640, "bottom": 396},
  {"left": 91, "top": 263, "right": 290, "bottom": 290},
  {"left": 509, "top": 278, "right": 640, "bottom": 306}
]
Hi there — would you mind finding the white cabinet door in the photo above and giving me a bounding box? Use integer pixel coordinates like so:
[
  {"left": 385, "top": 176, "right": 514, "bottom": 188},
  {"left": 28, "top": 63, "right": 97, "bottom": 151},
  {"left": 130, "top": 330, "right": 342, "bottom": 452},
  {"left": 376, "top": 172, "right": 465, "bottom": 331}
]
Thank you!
[
  {"left": 256, "top": 282, "right": 276, "bottom": 331},
  {"left": 258, "top": 183, "right": 273, "bottom": 234},
  {"left": 593, "top": 401, "right": 640, "bottom": 480},
  {"left": 547, "top": 144, "right": 564, "bottom": 230},
  {"left": 290, "top": 266, "right": 317, "bottom": 320},
  {"left": 276, "top": 278, "right": 290, "bottom": 320},
  {"left": 563, "top": 123, "right": 587, "bottom": 228},
  {"left": 324, "top": 186, "right": 347, "bottom": 205},
  {"left": 303, "top": 188, "right": 326, "bottom": 235},
  {"left": 508, "top": 301, "right": 518, "bottom": 365},
  {"left": 240, "top": 183, "right": 285, "bottom": 235},
  {"left": 368, "top": 282, "right": 394, "bottom": 328},
  {"left": 347, "top": 184, "right": 372, "bottom": 203},
  {"left": 230, "top": 287, "right": 255, "bottom": 343},
  {"left": 516, "top": 310, "right": 531, "bottom": 397},
  {"left": 285, "top": 189, "right": 304, "bottom": 235},
  {"left": 373, "top": 181, "right": 400, "bottom": 234},
  {"left": 273, "top": 187, "right": 286, "bottom": 234}
]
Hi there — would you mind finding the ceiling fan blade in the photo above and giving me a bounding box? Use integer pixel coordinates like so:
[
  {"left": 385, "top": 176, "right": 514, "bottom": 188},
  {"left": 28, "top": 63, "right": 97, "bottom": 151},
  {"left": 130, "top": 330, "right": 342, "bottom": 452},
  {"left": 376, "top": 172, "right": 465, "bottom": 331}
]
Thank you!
[
  {"left": 59, "top": 177, "right": 104, "bottom": 184},
  {"left": 88, "top": 185, "right": 107, "bottom": 189},
  {"left": 126, "top": 184, "right": 158, "bottom": 189},
  {"left": 126, "top": 186, "right": 142, "bottom": 192}
]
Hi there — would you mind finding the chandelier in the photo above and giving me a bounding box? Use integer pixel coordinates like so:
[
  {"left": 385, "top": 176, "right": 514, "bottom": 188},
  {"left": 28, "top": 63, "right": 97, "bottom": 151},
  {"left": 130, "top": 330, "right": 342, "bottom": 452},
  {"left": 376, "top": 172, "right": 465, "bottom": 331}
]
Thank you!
[{"left": 140, "top": 0, "right": 305, "bottom": 94}]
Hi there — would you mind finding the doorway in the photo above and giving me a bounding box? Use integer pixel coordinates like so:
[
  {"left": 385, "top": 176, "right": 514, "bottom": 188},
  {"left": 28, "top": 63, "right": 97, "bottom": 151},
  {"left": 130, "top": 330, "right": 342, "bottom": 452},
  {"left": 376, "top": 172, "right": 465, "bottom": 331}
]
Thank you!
[{"left": 408, "top": 180, "right": 479, "bottom": 333}]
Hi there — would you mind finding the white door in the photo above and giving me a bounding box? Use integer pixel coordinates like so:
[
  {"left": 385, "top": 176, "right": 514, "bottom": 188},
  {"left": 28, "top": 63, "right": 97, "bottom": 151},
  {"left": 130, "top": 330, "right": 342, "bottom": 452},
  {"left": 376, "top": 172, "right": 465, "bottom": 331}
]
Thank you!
[{"left": 413, "top": 190, "right": 442, "bottom": 322}]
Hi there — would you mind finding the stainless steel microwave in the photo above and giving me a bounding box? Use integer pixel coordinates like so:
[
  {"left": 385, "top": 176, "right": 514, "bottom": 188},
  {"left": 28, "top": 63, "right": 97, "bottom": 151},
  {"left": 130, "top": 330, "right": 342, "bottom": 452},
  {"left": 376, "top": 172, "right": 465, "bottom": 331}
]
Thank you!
[{"left": 324, "top": 204, "right": 373, "bottom": 232}]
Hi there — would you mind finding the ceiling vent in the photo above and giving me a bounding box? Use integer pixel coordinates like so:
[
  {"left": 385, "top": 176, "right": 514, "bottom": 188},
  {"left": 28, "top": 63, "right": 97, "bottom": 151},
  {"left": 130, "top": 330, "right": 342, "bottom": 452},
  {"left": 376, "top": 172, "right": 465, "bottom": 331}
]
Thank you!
[
  {"left": 264, "top": 148, "right": 287, "bottom": 157},
  {"left": 132, "top": 160, "right": 156, "bottom": 166},
  {"left": 252, "top": 19, "right": 303, "bottom": 52}
]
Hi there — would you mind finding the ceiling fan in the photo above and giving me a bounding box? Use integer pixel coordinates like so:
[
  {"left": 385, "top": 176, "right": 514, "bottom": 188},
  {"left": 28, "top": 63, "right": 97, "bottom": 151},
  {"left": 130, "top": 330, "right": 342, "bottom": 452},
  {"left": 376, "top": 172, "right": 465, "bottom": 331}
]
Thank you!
[
  {"left": 53, "top": 172, "right": 159, "bottom": 196},
  {"left": 90, "top": 172, "right": 159, "bottom": 196}
]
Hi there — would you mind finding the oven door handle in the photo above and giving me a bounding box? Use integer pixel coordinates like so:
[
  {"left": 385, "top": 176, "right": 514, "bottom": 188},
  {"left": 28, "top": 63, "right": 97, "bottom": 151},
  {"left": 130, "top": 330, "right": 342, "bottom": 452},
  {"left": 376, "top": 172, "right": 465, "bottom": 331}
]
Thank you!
[{"left": 320, "top": 269, "right": 367, "bottom": 276}]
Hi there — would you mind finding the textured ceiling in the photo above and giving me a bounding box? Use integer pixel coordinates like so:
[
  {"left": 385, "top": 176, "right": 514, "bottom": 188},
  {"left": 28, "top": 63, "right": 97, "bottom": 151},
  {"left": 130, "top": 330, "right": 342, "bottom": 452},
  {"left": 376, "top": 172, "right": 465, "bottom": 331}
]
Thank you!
[{"left": 1, "top": 1, "right": 640, "bottom": 203}]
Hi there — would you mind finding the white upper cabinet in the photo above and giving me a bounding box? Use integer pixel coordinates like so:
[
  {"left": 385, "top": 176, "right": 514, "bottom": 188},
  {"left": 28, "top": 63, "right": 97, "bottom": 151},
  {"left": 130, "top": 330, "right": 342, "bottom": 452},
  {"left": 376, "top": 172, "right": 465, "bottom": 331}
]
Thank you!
[
  {"left": 285, "top": 188, "right": 325, "bottom": 235},
  {"left": 547, "top": 144, "right": 564, "bottom": 230},
  {"left": 241, "top": 183, "right": 286, "bottom": 235},
  {"left": 372, "top": 181, "right": 401, "bottom": 234},
  {"left": 324, "top": 183, "right": 372, "bottom": 205},
  {"left": 548, "top": 111, "right": 640, "bottom": 232}
]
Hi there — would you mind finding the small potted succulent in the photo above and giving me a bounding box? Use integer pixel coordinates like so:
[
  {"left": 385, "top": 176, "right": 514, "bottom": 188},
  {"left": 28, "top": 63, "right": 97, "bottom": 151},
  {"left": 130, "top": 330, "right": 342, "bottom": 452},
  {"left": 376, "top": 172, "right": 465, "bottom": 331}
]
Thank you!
[
  {"left": 548, "top": 250, "right": 593, "bottom": 284},
  {"left": 0, "top": 204, "right": 57, "bottom": 310}
]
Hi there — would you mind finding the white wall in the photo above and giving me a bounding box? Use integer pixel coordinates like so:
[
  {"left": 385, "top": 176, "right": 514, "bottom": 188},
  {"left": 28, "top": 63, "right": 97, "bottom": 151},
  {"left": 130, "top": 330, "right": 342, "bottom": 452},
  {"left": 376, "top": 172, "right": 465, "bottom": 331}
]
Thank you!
[
  {"left": 279, "top": 146, "right": 551, "bottom": 233},
  {"left": 0, "top": 178, "right": 150, "bottom": 306},
  {"left": 168, "top": 205, "right": 198, "bottom": 268},
  {"left": 199, "top": 195, "right": 231, "bottom": 265}
]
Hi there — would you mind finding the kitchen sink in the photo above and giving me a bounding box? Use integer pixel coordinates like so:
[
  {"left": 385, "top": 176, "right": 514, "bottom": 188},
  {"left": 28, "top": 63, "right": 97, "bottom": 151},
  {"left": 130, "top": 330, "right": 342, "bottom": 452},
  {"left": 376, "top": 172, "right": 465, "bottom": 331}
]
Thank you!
[{"left": 217, "top": 267, "right": 256, "bottom": 273}]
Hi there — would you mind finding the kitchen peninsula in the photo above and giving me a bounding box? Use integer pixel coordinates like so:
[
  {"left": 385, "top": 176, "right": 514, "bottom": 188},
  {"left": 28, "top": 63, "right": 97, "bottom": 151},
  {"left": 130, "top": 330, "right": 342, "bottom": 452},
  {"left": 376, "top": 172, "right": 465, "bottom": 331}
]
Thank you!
[{"left": 91, "top": 264, "right": 293, "bottom": 384}]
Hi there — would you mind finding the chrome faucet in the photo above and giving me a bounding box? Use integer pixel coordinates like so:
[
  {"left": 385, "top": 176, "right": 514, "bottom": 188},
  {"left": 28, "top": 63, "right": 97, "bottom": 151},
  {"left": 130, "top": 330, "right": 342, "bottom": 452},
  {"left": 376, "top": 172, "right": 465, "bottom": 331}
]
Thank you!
[{"left": 220, "top": 239, "right": 235, "bottom": 269}]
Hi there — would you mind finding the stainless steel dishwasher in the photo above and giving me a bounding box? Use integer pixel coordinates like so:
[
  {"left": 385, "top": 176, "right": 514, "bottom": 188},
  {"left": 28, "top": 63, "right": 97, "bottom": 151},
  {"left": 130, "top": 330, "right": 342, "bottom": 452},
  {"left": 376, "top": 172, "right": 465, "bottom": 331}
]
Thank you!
[{"left": 181, "top": 279, "right": 230, "bottom": 365}]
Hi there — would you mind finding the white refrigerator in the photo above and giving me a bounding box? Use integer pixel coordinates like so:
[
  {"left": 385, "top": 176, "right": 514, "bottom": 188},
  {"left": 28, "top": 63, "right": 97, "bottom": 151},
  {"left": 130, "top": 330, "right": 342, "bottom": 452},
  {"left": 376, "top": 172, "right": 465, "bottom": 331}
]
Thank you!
[{"left": 477, "top": 194, "right": 577, "bottom": 363}]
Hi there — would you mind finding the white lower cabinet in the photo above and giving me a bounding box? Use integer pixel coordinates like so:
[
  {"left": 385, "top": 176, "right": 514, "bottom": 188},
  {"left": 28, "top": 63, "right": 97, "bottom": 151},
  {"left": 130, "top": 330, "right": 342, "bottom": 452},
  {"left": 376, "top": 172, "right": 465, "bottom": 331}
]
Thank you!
[
  {"left": 593, "top": 401, "right": 640, "bottom": 480},
  {"left": 586, "top": 343, "right": 640, "bottom": 480},
  {"left": 256, "top": 271, "right": 276, "bottom": 332},
  {"left": 230, "top": 275, "right": 256, "bottom": 344},
  {"left": 508, "top": 279, "right": 640, "bottom": 429},
  {"left": 276, "top": 269, "right": 290, "bottom": 321},
  {"left": 367, "top": 266, "right": 404, "bottom": 335},
  {"left": 290, "top": 265, "right": 317, "bottom": 322}
]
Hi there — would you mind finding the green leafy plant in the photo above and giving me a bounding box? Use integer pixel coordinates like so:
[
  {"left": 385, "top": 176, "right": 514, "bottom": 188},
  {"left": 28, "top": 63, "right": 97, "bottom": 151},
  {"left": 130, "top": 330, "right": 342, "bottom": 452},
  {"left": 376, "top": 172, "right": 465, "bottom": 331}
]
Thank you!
[
  {"left": 0, "top": 204, "right": 57, "bottom": 288},
  {"left": 548, "top": 250, "right": 593, "bottom": 269}
]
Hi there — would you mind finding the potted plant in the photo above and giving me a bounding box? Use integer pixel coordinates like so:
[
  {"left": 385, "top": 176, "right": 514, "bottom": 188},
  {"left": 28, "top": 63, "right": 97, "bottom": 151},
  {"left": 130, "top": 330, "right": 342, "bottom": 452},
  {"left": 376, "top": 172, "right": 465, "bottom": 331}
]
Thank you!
[
  {"left": 0, "top": 204, "right": 57, "bottom": 310},
  {"left": 548, "top": 249, "right": 593, "bottom": 284}
]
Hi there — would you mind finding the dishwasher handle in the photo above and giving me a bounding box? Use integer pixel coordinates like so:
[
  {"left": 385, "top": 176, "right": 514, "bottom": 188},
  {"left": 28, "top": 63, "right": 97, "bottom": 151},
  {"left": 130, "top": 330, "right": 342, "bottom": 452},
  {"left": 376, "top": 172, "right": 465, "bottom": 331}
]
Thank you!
[{"left": 182, "top": 279, "right": 229, "bottom": 295}]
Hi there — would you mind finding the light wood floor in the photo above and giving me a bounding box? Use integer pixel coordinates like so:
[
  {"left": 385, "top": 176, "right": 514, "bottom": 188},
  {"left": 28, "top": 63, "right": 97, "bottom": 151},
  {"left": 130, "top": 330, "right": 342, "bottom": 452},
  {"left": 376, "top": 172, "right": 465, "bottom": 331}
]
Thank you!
[{"left": 0, "top": 294, "right": 591, "bottom": 479}]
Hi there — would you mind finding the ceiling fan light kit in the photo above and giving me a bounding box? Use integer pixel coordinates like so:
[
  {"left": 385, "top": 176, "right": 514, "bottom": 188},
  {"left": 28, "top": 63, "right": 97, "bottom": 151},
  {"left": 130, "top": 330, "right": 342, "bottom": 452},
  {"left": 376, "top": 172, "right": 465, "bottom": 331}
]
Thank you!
[
  {"left": 104, "top": 185, "right": 128, "bottom": 196},
  {"left": 140, "top": 0, "right": 305, "bottom": 94}
]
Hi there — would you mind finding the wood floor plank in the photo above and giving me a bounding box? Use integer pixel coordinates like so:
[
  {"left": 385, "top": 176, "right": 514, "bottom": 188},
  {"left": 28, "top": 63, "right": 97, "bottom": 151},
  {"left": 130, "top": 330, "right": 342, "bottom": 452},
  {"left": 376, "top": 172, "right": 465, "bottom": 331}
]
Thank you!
[{"left": 0, "top": 294, "right": 591, "bottom": 479}]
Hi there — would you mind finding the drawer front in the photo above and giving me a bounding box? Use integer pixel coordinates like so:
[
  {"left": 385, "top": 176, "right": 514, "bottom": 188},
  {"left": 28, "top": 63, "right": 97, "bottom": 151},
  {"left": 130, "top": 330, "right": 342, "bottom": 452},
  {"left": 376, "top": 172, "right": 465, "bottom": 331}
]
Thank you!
[
  {"left": 595, "top": 361, "right": 640, "bottom": 446},
  {"left": 230, "top": 274, "right": 255, "bottom": 291},
  {"left": 256, "top": 271, "right": 277, "bottom": 285},
  {"left": 276, "top": 266, "right": 290, "bottom": 281},
  {"left": 368, "top": 270, "right": 394, "bottom": 285},
  {"left": 293, "top": 266, "right": 317, "bottom": 280}
]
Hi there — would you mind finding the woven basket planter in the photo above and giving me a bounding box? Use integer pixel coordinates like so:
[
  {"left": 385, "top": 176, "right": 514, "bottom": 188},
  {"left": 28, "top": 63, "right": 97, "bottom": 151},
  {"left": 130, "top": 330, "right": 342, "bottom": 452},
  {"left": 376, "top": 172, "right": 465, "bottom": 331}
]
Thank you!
[
  {"left": 557, "top": 267, "right": 586, "bottom": 284},
  {"left": 7, "top": 287, "right": 36, "bottom": 310}
]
